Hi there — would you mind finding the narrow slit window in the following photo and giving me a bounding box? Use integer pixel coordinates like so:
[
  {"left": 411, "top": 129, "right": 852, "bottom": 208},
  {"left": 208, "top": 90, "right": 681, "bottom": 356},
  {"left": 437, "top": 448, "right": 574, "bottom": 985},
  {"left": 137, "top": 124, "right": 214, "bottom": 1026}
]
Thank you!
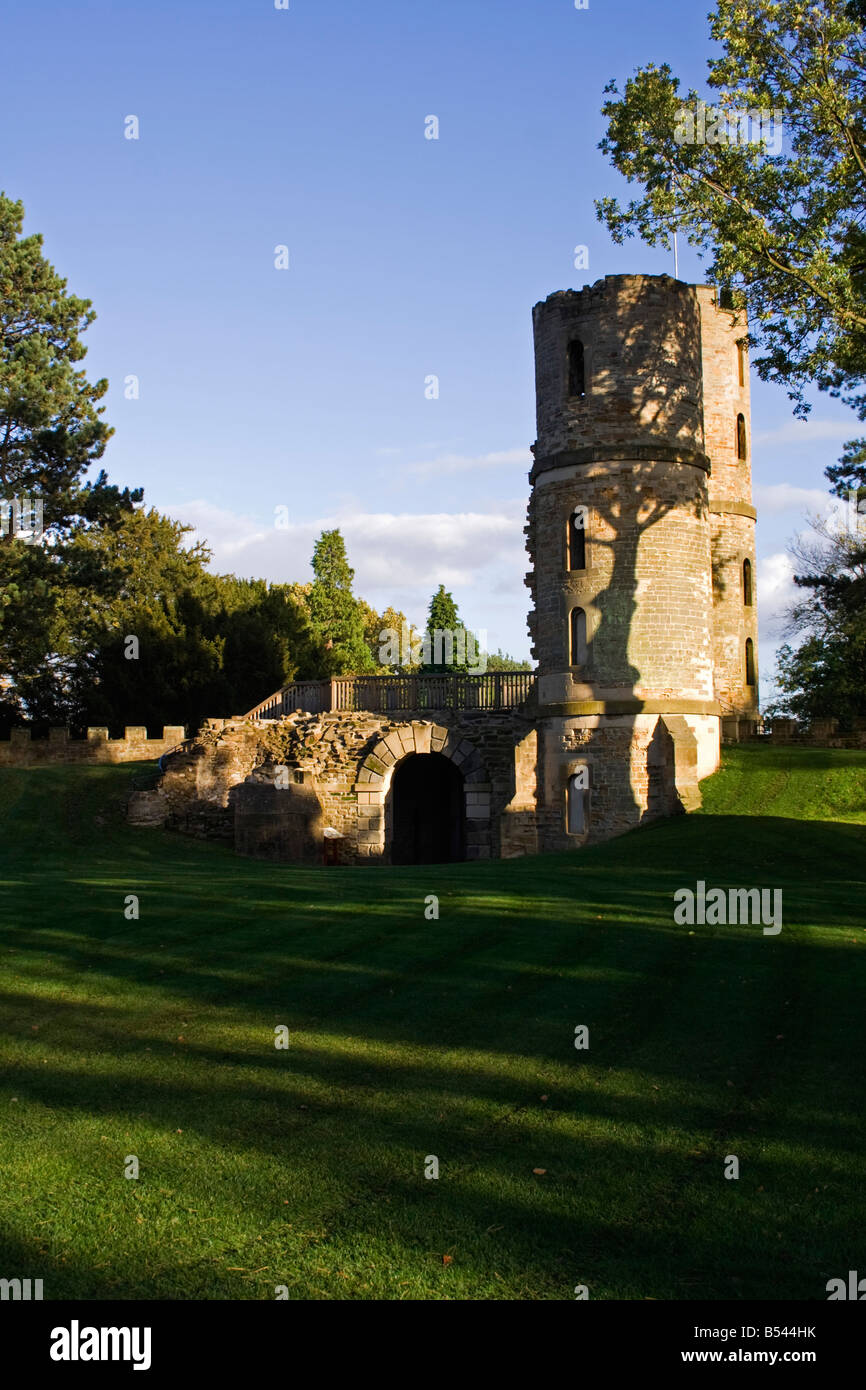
[
  {"left": 737, "top": 342, "right": 746, "bottom": 387},
  {"left": 570, "top": 607, "right": 587, "bottom": 665},
  {"left": 736, "top": 413, "right": 748, "bottom": 460},
  {"left": 742, "top": 558, "right": 753, "bottom": 606},
  {"left": 745, "top": 637, "right": 756, "bottom": 686},
  {"left": 567, "top": 773, "right": 588, "bottom": 835},
  {"left": 567, "top": 507, "right": 587, "bottom": 570},
  {"left": 567, "top": 340, "right": 585, "bottom": 398}
]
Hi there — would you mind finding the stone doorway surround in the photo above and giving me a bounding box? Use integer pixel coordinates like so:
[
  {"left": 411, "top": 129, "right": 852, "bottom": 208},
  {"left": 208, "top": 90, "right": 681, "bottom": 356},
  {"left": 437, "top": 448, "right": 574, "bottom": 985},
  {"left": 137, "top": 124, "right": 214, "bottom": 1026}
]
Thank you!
[{"left": 355, "top": 721, "right": 493, "bottom": 860}]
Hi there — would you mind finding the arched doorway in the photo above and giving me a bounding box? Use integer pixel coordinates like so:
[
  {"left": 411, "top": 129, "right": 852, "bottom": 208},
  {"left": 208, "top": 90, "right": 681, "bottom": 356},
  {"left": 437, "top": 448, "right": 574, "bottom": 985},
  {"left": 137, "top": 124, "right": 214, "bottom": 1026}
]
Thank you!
[{"left": 390, "top": 753, "right": 466, "bottom": 864}]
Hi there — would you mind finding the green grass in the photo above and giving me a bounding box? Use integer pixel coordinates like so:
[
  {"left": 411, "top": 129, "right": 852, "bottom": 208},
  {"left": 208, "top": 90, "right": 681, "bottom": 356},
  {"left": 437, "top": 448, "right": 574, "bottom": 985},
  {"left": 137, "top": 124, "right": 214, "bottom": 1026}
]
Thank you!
[{"left": 0, "top": 744, "right": 864, "bottom": 1301}]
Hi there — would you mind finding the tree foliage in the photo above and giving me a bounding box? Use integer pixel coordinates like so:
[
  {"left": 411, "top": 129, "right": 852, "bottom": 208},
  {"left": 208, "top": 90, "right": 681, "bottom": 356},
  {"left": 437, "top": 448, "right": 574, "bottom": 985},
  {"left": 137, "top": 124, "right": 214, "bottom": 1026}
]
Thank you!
[
  {"left": 306, "top": 529, "right": 375, "bottom": 677},
  {"left": 596, "top": 2, "right": 866, "bottom": 438},
  {"left": 770, "top": 515, "right": 866, "bottom": 723},
  {"left": 0, "top": 191, "right": 141, "bottom": 534}
]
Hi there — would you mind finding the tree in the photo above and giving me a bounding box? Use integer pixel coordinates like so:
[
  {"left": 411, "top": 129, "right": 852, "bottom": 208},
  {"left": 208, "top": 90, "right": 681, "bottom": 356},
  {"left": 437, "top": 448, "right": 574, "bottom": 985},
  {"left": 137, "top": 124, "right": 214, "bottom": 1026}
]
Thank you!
[
  {"left": 484, "top": 648, "right": 532, "bottom": 672},
  {"left": 421, "top": 584, "right": 478, "bottom": 674},
  {"left": 0, "top": 191, "right": 143, "bottom": 725},
  {"left": 307, "top": 529, "right": 373, "bottom": 676},
  {"left": 0, "top": 506, "right": 320, "bottom": 733},
  {"left": 0, "top": 192, "right": 141, "bottom": 536},
  {"left": 595, "top": 2, "right": 866, "bottom": 427},
  {"left": 358, "top": 600, "right": 419, "bottom": 672},
  {"left": 769, "top": 513, "right": 866, "bottom": 724},
  {"left": 595, "top": 0, "right": 866, "bottom": 683}
]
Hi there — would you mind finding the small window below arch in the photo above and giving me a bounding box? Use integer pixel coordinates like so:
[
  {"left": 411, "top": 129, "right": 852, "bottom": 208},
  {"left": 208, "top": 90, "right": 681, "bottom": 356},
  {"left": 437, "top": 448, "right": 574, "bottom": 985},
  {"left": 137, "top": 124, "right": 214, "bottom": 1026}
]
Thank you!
[
  {"left": 567, "top": 506, "right": 587, "bottom": 570},
  {"left": 745, "top": 637, "right": 756, "bottom": 687},
  {"left": 736, "top": 413, "right": 748, "bottom": 460},
  {"left": 567, "top": 340, "right": 585, "bottom": 398},
  {"left": 570, "top": 607, "right": 587, "bottom": 665},
  {"left": 742, "top": 558, "right": 753, "bottom": 606},
  {"left": 566, "top": 770, "right": 589, "bottom": 835}
]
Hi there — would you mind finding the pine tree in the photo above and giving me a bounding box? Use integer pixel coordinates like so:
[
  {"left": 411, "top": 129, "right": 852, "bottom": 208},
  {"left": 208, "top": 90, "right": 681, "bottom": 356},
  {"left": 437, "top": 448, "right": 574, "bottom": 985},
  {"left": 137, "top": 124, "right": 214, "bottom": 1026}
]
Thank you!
[
  {"left": 307, "top": 529, "right": 373, "bottom": 676},
  {"left": 422, "top": 584, "right": 475, "bottom": 674},
  {"left": 0, "top": 192, "right": 141, "bottom": 535}
]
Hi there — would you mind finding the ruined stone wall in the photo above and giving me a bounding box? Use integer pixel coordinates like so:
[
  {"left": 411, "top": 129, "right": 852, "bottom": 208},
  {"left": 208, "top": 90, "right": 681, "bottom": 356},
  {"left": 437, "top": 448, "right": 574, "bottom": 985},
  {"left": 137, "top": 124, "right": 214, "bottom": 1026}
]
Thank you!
[{"left": 143, "top": 710, "right": 537, "bottom": 865}]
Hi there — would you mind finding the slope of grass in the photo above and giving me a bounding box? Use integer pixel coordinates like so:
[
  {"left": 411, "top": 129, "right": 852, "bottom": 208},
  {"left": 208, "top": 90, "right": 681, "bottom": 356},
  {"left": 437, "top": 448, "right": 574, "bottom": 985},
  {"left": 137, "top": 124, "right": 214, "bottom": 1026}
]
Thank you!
[
  {"left": 0, "top": 746, "right": 864, "bottom": 1301},
  {"left": 699, "top": 742, "right": 866, "bottom": 823}
]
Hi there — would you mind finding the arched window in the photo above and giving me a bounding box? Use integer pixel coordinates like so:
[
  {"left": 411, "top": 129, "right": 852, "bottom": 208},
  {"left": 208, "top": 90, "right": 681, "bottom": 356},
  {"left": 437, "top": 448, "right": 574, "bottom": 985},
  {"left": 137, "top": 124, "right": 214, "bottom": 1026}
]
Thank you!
[
  {"left": 567, "top": 506, "right": 587, "bottom": 570},
  {"left": 745, "top": 637, "right": 756, "bottom": 687},
  {"left": 570, "top": 607, "right": 587, "bottom": 665},
  {"left": 566, "top": 771, "right": 588, "bottom": 835},
  {"left": 742, "top": 558, "right": 753, "bottom": 606},
  {"left": 737, "top": 342, "right": 746, "bottom": 387},
  {"left": 567, "top": 340, "right": 585, "bottom": 398},
  {"left": 736, "top": 413, "right": 748, "bottom": 460}
]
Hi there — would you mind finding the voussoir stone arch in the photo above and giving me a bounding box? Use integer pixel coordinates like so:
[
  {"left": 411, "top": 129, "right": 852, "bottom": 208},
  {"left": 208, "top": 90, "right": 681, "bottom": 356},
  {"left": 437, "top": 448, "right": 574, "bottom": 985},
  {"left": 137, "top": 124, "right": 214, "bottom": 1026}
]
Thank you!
[{"left": 354, "top": 721, "right": 491, "bottom": 860}]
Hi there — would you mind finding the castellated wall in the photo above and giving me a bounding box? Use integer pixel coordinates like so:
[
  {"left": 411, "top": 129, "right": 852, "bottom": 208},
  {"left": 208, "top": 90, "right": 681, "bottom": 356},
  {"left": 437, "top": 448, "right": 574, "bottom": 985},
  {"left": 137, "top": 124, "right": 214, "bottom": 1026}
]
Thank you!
[{"left": 0, "top": 726, "right": 187, "bottom": 765}]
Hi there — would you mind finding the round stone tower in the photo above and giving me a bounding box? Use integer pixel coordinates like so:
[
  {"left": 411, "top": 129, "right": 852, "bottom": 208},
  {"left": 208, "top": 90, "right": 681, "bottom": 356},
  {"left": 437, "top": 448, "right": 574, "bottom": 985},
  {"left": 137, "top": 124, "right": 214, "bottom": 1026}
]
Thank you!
[{"left": 525, "top": 274, "right": 728, "bottom": 850}]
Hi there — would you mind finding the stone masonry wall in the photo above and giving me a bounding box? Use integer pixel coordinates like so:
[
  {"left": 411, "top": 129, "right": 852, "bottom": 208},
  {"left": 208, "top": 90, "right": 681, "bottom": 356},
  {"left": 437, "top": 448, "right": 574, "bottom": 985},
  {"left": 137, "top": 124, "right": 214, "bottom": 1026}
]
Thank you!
[
  {"left": 527, "top": 458, "right": 714, "bottom": 702},
  {"left": 531, "top": 276, "right": 705, "bottom": 458},
  {"left": 697, "top": 285, "right": 759, "bottom": 717},
  {"left": 144, "top": 710, "right": 537, "bottom": 865},
  {"left": 527, "top": 276, "right": 715, "bottom": 705},
  {"left": 0, "top": 726, "right": 187, "bottom": 766}
]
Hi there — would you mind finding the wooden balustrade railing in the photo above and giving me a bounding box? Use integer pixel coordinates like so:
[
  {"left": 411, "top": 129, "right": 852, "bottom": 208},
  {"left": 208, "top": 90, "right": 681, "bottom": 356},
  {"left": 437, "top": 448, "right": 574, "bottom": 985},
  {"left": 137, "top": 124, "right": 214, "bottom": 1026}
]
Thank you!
[{"left": 244, "top": 671, "right": 535, "bottom": 720}]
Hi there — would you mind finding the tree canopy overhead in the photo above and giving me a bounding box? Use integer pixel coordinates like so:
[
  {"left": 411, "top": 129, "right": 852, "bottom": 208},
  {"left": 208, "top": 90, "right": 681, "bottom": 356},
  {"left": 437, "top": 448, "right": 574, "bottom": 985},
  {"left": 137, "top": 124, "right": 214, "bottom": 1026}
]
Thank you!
[{"left": 596, "top": 1, "right": 866, "bottom": 432}]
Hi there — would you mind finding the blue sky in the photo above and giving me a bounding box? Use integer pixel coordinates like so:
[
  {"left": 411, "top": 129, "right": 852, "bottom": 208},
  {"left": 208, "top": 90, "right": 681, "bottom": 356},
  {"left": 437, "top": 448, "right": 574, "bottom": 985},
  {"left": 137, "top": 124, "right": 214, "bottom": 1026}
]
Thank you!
[{"left": 2, "top": 0, "right": 852, "bottom": 686}]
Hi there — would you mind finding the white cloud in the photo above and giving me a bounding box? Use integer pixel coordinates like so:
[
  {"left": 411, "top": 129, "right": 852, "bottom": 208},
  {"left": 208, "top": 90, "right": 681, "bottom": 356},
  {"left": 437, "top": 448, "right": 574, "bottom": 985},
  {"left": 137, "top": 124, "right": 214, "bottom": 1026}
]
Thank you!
[
  {"left": 754, "top": 420, "right": 854, "bottom": 446},
  {"left": 406, "top": 447, "right": 532, "bottom": 478},
  {"left": 757, "top": 551, "right": 797, "bottom": 637},
  {"left": 173, "top": 498, "right": 528, "bottom": 628},
  {"left": 753, "top": 483, "right": 831, "bottom": 515}
]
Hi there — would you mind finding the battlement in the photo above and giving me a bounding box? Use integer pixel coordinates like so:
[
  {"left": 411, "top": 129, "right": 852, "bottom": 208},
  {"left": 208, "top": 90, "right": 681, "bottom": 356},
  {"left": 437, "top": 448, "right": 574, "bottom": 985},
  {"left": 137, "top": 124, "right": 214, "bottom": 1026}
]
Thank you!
[{"left": 0, "top": 726, "right": 187, "bottom": 765}]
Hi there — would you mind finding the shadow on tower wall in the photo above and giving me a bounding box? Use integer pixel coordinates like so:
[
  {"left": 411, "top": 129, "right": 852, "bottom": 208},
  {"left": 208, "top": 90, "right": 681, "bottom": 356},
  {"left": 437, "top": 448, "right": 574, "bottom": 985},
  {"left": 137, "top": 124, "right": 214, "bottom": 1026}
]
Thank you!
[{"left": 534, "top": 278, "right": 709, "bottom": 839}]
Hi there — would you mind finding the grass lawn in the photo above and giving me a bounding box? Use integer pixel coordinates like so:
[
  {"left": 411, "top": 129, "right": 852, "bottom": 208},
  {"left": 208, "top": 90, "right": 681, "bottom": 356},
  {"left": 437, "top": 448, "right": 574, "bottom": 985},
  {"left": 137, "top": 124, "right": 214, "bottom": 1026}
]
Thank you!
[{"left": 0, "top": 744, "right": 864, "bottom": 1301}]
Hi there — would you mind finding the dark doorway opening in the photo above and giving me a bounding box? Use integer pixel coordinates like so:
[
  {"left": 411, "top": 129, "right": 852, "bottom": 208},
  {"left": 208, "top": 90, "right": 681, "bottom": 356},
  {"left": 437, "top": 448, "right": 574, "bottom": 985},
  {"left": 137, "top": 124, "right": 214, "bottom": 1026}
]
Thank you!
[{"left": 390, "top": 753, "right": 466, "bottom": 864}]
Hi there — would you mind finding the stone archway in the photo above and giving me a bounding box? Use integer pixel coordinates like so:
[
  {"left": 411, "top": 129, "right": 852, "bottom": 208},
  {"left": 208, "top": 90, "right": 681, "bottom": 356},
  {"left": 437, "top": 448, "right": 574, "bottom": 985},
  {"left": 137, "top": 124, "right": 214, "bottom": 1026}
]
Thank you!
[{"left": 355, "top": 722, "right": 492, "bottom": 861}]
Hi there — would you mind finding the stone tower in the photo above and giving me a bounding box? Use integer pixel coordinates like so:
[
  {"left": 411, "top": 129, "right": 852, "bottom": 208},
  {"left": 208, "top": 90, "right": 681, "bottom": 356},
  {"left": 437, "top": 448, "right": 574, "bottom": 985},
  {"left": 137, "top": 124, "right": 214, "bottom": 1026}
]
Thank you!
[
  {"left": 525, "top": 273, "right": 758, "bottom": 851},
  {"left": 697, "top": 286, "right": 760, "bottom": 721}
]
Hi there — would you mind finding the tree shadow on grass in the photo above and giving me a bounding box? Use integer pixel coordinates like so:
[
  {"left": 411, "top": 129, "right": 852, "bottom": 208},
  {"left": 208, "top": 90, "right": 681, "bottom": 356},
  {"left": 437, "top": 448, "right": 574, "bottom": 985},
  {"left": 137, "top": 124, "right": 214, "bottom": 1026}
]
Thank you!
[{"left": 1, "top": 792, "right": 864, "bottom": 1300}]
